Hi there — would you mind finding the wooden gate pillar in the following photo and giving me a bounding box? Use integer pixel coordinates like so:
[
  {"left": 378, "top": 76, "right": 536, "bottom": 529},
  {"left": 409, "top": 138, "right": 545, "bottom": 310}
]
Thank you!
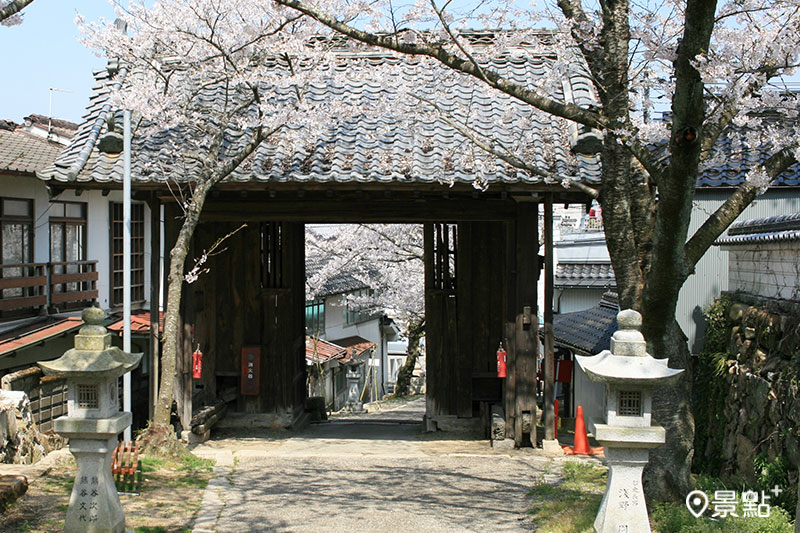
[{"left": 505, "top": 200, "right": 539, "bottom": 446}]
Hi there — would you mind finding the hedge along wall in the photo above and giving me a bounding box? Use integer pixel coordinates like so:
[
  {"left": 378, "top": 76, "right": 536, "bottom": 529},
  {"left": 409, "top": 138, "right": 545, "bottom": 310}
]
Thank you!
[{"left": 693, "top": 294, "right": 800, "bottom": 512}]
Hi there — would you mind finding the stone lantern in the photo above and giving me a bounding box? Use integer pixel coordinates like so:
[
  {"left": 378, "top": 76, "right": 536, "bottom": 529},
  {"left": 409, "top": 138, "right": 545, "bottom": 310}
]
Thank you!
[
  {"left": 575, "top": 309, "right": 683, "bottom": 533},
  {"left": 343, "top": 350, "right": 365, "bottom": 413},
  {"left": 39, "top": 307, "right": 141, "bottom": 533}
]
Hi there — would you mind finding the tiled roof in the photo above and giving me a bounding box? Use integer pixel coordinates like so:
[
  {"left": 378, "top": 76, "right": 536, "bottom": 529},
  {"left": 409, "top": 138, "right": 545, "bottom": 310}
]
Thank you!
[
  {"left": 307, "top": 256, "right": 372, "bottom": 297},
  {"left": 697, "top": 115, "right": 800, "bottom": 188},
  {"left": 715, "top": 211, "right": 800, "bottom": 245},
  {"left": 330, "top": 336, "right": 377, "bottom": 362},
  {"left": 306, "top": 336, "right": 346, "bottom": 364},
  {"left": 0, "top": 128, "right": 67, "bottom": 175},
  {"left": 0, "top": 317, "right": 83, "bottom": 358},
  {"left": 107, "top": 310, "right": 164, "bottom": 335},
  {"left": 38, "top": 35, "right": 603, "bottom": 188},
  {"left": 554, "top": 262, "right": 615, "bottom": 288},
  {"left": 22, "top": 114, "right": 79, "bottom": 140},
  {"left": 552, "top": 292, "right": 619, "bottom": 355}
]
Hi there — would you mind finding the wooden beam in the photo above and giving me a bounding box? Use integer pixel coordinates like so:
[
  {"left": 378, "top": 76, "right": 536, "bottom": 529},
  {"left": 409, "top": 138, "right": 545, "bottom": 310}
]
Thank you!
[
  {"left": 543, "top": 194, "right": 555, "bottom": 441},
  {"left": 200, "top": 197, "right": 518, "bottom": 223}
]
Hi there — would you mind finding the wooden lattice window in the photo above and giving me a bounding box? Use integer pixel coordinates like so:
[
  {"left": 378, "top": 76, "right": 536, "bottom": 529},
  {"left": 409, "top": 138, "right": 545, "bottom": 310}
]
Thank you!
[
  {"left": 77, "top": 384, "right": 99, "bottom": 409},
  {"left": 260, "top": 222, "right": 284, "bottom": 288},
  {"left": 0, "top": 197, "right": 34, "bottom": 301},
  {"left": 432, "top": 223, "right": 457, "bottom": 293},
  {"left": 110, "top": 202, "right": 145, "bottom": 306},
  {"left": 618, "top": 391, "right": 642, "bottom": 417}
]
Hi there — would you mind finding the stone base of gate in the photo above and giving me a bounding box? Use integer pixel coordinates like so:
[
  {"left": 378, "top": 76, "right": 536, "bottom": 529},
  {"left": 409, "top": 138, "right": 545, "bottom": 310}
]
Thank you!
[
  {"left": 216, "top": 408, "right": 307, "bottom": 431},
  {"left": 423, "top": 415, "right": 481, "bottom": 433}
]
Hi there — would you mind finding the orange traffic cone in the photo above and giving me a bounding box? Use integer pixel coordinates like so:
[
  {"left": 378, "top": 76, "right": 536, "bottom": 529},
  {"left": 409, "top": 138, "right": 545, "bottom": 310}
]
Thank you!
[{"left": 571, "top": 405, "right": 592, "bottom": 455}]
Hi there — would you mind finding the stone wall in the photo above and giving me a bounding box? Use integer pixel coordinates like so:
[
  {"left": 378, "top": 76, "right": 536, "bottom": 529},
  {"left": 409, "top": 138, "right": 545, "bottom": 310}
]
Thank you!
[
  {"left": 713, "top": 296, "right": 800, "bottom": 482},
  {"left": 0, "top": 391, "right": 51, "bottom": 465}
]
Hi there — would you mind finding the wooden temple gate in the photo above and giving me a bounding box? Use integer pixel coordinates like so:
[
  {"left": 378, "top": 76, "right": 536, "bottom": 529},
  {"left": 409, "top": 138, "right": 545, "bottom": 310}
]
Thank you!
[{"left": 165, "top": 186, "right": 582, "bottom": 446}]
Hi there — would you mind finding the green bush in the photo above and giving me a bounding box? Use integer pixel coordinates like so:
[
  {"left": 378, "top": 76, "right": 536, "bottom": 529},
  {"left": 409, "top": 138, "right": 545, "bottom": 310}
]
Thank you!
[
  {"left": 753, "top": 454, "right": 797, "bottom": 516},
  {"left": 692, "top": 297, "right": 732, "bottom": 475},
  {"left": 651, "top": 501, "right": 794, "bottom": 533}
]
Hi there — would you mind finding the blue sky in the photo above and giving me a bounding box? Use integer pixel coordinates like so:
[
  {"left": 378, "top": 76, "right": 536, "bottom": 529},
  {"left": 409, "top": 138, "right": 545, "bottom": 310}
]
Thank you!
[{"left": 0, "top": 1, "right": 117, "bottom": 124}]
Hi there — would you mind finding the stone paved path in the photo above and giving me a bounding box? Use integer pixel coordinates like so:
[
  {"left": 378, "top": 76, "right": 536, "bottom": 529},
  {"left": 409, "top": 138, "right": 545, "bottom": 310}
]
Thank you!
[{"left": 190, "top": 399, "right": 563, "bottom": 532}]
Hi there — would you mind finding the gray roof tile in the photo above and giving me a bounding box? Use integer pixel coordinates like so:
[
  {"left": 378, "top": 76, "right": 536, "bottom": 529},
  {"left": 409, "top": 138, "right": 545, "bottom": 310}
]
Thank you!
[
  {"left": 552, "top": 292, "right": 619, "bottom": 355},
  {"left": 0, "top": 129, "right": 66, "bottom": 175},
  {"left": 715, "top": 211, "right": 800, "bottom": 245},
  {"left": 555, "top": 262, "right": 615, "bottom": 288},
  {"left": 38, "top": 37, "right": 602, "bottom": 188}
]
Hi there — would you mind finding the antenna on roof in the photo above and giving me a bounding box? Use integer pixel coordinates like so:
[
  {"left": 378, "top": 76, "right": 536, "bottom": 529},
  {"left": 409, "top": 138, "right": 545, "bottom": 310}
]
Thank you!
[{"left": 48, "top": 87, "right": 72, "bottom": 140}]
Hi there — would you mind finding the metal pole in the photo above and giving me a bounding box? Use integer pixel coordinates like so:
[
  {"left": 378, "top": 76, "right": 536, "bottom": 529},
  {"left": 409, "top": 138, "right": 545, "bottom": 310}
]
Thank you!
[
  {"left": 123, "top": 109, "right": 132, "bottom": 442},
  {"left": 544, "top": 194, "right": 555, "bottom": 441}
]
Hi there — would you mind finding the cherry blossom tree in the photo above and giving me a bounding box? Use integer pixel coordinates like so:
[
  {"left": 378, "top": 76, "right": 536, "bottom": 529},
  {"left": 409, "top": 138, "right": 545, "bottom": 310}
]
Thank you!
[
  {"left": 0, "top": 0, "right": 34, "bottom": 26},
  {"left": 267, "top": 0, "right": 800, "bottom": 500},
  {"left": 79, "top": 1, "right": 385, "bottom": 438},
  {"left": 306, "top": 224, "right": 425, "bottom": 396}
]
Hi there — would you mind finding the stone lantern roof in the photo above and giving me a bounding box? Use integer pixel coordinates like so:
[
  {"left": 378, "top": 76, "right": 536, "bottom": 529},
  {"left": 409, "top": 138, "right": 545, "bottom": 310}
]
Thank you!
[
  {"left": 574, "top": 309, "right": 682, "bottom": 386},
  {"left": 39, "top": 307, "right": 141, "bottom": 381}
]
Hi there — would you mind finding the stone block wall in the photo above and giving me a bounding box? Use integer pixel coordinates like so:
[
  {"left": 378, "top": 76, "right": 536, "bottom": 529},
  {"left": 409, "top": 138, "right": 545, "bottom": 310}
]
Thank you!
[
  {"left": 714, "top": 297, "right": 800, "bottom": 481},
  {"left": 0, "top": 391, "right": 49, "bottom": 465}
]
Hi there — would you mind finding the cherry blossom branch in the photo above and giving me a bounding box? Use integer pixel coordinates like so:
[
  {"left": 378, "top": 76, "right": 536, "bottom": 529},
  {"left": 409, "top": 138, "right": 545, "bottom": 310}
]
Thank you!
[
  {"left": 0, "top": 0, "right": 33, "bottom": 25},
  {"left": 185, "top": 223, "right": 247, "bottom": 283},
  {"left": 412, "top": 94, "right": 600, "bottom": 197}
]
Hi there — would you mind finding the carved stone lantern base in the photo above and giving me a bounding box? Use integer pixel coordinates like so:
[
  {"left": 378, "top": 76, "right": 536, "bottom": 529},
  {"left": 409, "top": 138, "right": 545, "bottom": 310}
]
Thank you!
[
  {"left": 594, "top": 447, "right": 652, "bottom": 533},
  {"left": 64, "top": 437, "right": 125, "bottom": 532}
]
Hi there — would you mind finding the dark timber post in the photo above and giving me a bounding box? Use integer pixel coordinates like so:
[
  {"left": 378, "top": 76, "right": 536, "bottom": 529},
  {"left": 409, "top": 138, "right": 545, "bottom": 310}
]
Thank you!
[
  {"left": 543, "top": 194, "right": 555, "bottom": 441},
  {"left": 148, "top": 195, "right": 161, "bottom": 419},
  {"left": 514, "top": 200, "right": 538, "bottom": 446}
]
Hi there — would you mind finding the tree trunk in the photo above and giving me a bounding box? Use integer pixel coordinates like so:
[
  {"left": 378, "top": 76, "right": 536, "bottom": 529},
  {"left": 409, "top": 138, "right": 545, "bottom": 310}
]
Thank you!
[
  {"left": 795, "top": 474, "right": 800, "bottom": 533},
  {"left": 392, "top": 317, "right": 425, "bottom": 398},
  {"left": 643, "top": 319, "right": 695, "bottom": 502},
  {"left": 153, "top": 181, "right": 213, "bottom": 427}
]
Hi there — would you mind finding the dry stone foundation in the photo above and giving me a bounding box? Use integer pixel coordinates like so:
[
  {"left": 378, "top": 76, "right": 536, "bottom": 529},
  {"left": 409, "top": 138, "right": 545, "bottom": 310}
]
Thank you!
[
  {"left": 0, "top": 390, "right": 47, "bottom": 465},
  {"left": 708, "top": 296, "right": 800, "bottom": 485}
]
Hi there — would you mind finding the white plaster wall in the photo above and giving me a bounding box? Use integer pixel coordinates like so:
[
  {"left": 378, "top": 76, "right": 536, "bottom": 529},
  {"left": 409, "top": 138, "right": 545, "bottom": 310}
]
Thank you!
[
  {"left": 322, "top": 293, "right": 388, "bottom": 393},
  {"left": 556, "top": 288, "right": 606, "bottom": 314},
  {"left": 727, "top": 243, "right": 800, "bottom": 301},
  {"left": 0, "top": 175, "right": 152, "bottom": 313},
  {"left": 573, "top": 361, "right": 605, "bottom": 428}
]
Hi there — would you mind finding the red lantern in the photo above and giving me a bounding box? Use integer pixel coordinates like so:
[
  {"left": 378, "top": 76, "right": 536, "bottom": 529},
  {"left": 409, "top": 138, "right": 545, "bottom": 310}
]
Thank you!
[
  {"left": 192, "top": 347, "right": 203, "bottom": 379},
  {"left": 496, "top": 342, "right": 507, "bottom": 378}
]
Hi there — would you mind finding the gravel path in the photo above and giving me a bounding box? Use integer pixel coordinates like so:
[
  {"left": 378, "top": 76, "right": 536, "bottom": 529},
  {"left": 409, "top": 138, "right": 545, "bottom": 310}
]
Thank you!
[{"left": 190, "top": 398, "right": 565, "bottom": 532}]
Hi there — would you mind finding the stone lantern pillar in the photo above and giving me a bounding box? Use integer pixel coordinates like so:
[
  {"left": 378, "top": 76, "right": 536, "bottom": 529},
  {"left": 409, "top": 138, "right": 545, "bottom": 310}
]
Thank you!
[
  {"left": 575, "top": 309, "right": 683, "bottom": 533},
  {"left": 344, "top": 353, "right": 365, "bottom": 414},
  {"left": 38, "top": 307, "right": 141, "bottom": 533}
]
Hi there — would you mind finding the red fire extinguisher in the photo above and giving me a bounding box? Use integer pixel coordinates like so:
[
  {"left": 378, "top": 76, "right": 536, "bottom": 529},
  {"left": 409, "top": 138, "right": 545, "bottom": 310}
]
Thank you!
[
  {"left": 192, "top": 346, "right": 203, "bottom": 379},
  {"left": 496, "top": 342, "right": 507, "bottom": 378}
]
